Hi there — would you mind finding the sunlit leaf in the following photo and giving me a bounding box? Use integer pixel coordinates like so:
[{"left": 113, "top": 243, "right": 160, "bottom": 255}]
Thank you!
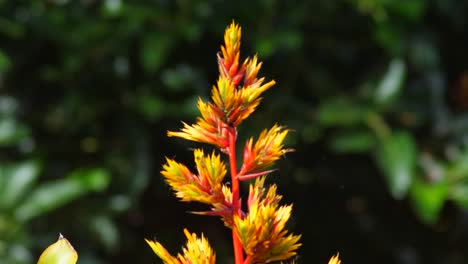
[
  {"left": 409, "top": 178, "right": 448, "bottom": 225},
  {"left": 376, "top": 131, "right": 417, "bottom": 199},
  {"left": 374, "top": 58, "right": 406, "bottom": 105},
  {"left": 450, "top": 183, "right": 468, "bottom": 208},
  {"left": 102, "top": 0, "right": 123, "bottom": 16},
  {"left": 3, "top": 243, "right": 33, "bottom": 263},
  {"left": 90, "top": 215, "right": 119, "bottom": 252},
  {"left": 0, "top": 160, "right": 41, "bottom": 210},
  {"left": 446, "top": 149, "right": 468, "bottom": 180},
  {"left": 15, "top": 168, "right": 110, "bottom": 222},
  {"left": 446, "top": 149, "right": 468, "bottom": 208},
  {"left": 329, "top": 130, "right": 376, "bottom": 153},
  {"left": 0, "top": 117, "right": 29, "bottom": 146},
  {"left": 318, "top": 99, "right": 370, "bottom": 126}
]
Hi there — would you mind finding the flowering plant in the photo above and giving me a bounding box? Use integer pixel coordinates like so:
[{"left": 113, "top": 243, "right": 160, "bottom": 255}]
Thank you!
[
  {"left": 145, "top": 21, "right": 300, "bottom": 264},
  {"left": 37, "top": 21, "right": 341, "bottom": 264}
]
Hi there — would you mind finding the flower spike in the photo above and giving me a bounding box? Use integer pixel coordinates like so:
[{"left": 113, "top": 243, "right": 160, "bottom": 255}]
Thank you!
[{"left": 154, "top": 21, "right": 301, "bottom": 264}]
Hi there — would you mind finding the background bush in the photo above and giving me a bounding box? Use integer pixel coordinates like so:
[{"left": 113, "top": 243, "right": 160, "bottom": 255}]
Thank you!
[{"left": 1, "top": 0, "right": 468, "bottom": 263}]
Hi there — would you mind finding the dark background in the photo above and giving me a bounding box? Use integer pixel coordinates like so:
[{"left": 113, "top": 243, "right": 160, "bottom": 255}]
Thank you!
[{"left": 1, "top": 0, "right": 468, "bottom": 263}]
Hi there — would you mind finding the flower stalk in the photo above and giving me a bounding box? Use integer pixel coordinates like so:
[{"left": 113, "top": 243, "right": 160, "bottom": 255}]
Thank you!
[{"left": 228, "top": 128, "right": 244, "bottom": 264}]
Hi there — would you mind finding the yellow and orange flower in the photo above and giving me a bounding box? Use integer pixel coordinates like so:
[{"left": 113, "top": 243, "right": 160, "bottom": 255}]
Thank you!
[
  {"left": 146, "top": 229, "right": 216, "bottom": 264},
  {"left": 168, "top": 22, "right": 276, "bottom": 149},
  {"left": 155, "top": 21, "right": 304, "bottom": 264},
  {"left": 167, "top": 99, "right": 230, "bottom": 150},
  {"left": 161, "top": 149, "right": 227, "bottom": 205},
  {"left": 218, "top": 22, "right": 244, "bottom": 86},
  {"left": 233, "top": 177, "right": 301, "bottom": 263},
  {"left": 240, "top": 124, "right": 293, "bottom": 176}
]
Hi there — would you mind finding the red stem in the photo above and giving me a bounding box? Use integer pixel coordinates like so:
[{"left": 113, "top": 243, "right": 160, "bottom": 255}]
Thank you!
[
  {"left": 228, "top": 128, "right": 244, "bottom": 264},
  {"left": 243, "top": 255, "right": 253, "bottom": 264}
]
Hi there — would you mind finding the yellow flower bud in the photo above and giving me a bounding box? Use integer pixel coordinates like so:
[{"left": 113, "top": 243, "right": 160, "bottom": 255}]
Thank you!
[{"left": 37, "top": 234, "right": 78, "bottom": 264}]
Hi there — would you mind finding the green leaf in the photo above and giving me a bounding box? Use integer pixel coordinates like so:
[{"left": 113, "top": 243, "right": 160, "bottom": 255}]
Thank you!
[
  {"left": 375, "top": 21, "right": 404, "bottom": 54},
  {"left": 276, "top": 30, "right": 303, "bottom": 51},
  {"left": 446, "top": 148, "right": 468, "bottom": 207},
  {"left": 137, "top": 95, "right": 166, "bottom": 121},
  {"left": 0, "top": 117, "right": 30, "bottom": 146},
  {"left": 179, "top": 22, "right": 202, "bottom": 42},
  {"left": 376, "top": 131, "right": 417, "bottom": 199},
  {"left": 161, "top": 65, "right": 198, "bottom": 92},
  {"left": 15, "top": 168, "right": 110, "bottom": 222},
  {"left": 317, "top": 98, "right": 370, "bottom": 127},
  {"left": 102, "top": 0, "right": 124, "bottom": 16},
  {"left": 330, "top": 130, "right": 376, "bottom": 153},
  {"left": 140, "top": 33, "right": 172, "bottom": 73},
  {"left": 255, "top": 36, "right": 275, "bottom": 58},
  {"left": 409, "top": 178, "right": 448, "bottom": 225},
  {"left": 389, "top": 0, "right": 426, "bottom": 22},
  {"left": 446, "top": 149, "right": 468, "bottom": 180},
  {"left": 90, "top": 216, "right": 119, "bottom": 252},
  {"left": 0, "top": 160, "right": 41, "bottom": 210},
  {"left": 374, "top": 58, "right": 406, "bottom": 105},
  {"left": 2, "top": 243, "right": 32, "bottom": 263},
  {"left": 0, "top": 50, "right": 11, "bottom": 72},
  {"left": 301, "top": 124, "right": 322, "bottom": 143},
  {"left": 0, "top": 18, "right": 25, "bottom": 38},
  {"left": 450, "top": 183, "right": 468, "bottom": 208}
]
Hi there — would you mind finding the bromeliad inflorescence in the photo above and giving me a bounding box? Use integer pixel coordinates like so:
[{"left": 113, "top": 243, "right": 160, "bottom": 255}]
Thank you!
[
  {"left": 145, "top": 21, "right": 338, "bottom": 264},
  {"left": 35, "top": 21, "right": 342, "bottom": 264}
]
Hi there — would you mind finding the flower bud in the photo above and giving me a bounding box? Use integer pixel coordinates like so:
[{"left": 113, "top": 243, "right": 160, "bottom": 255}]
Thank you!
[{"left": 38, "top": 234, "right": 78, "bottom": 264}]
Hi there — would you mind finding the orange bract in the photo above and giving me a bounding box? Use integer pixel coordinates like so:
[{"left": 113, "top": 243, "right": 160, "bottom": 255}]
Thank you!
[
  {"left": 233, "top": 177, "right": 302, "bottom": 263},
  {"left": 160, "top": 149, "right": 227, "bottom": 205},
  {"left": 241, "top": 124, "right": 293, "bottom": 175}
]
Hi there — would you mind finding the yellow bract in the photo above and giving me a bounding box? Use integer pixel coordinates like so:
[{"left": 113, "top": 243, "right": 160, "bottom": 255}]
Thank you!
[
  {"left": 194, "top": 149, "right": 226, "bottom": 187},
  {"left": 37, "top": 234, "right": 77, "bottom": 264},
  {"left": 167, "top": 99, "right": 229, "bottom": 149},
  {"left": 161, "top": 149, "right": 227, "bottom": 204},
  {"left": 220, "top": 22, "right": 242, "bottom": 79},
  {"left": 241, "top": 124, "right": 293, "bottom": 174},
  {"left": 146, "top": 229, "right": 216, "bottom": 264},
  {"left": 233, "top": 178, "right": 301, "bottom": 263},
  {"left": 328, "top": 253, "right": 342, "bottom": 264}
]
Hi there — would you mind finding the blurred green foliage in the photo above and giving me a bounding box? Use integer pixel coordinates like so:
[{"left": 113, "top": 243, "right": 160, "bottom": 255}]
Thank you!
[
  {"left": 0, "top": 95, "right": 110, "bottom": 263},
  {"left": 0, "top": 0, "right": 467, "bottom": 263}
]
